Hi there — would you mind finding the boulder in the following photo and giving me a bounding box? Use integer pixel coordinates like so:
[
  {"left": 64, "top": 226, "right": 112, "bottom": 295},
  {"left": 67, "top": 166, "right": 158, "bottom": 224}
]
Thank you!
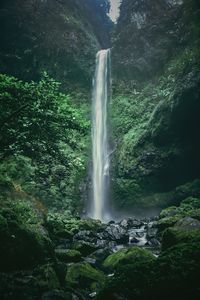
[
  {"left": 65, "top": 262, "right": 106, "bottom": 292},
  {"left": 72, "top": 241, "right": 97, "bottom": 257},
  {"left": 174, "top": 217, "right": 200, "bottom": 231},
  {"left": 55, "top": 249, "right": 82, "bottom": 263},
  {"left": 105, "top": 224, "right": 129, "bottom": 244},
  {"left": 103, "top": 247, "right": 155, "bottom": 271}
]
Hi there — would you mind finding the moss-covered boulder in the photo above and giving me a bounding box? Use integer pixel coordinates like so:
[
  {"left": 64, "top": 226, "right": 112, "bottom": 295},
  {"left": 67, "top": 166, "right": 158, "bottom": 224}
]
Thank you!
[
  {"left": 162, "top": 227, "right": 200, "bottom": 250},
  {"left": 0, "top": 202, "right": 53, "bottom": 271},
  {"left": 47, "top": 213, "right": 103, "bottom": 237},
  {"left": 66, "top": 262, "right": 106, "bottom": 292},
  {"left": 156, "top": 215, "right": 182, "bottom": 231},
  {"left": 103, "top": 247, "right": 155, "bottom": 271},
  {"left": 157, "top": 196, "right": 200, "bottom": 231},
  {"left": 99, "top": 242, "right": 200, "bottom": 300},
  {"left": 147, "top": 242, "right": 200, "bottom": 299},
  {"left": 72, "top": 241, "right": 97, "bottom": 257},
  {"left": 159, "top": 206, "right": 180, "bottom": 218},
  {"left": 98, "top": 247, "right": 156, "bottom": 299},
  {"left": 55, "top": 249, "right": 81, "bottom": 263}
]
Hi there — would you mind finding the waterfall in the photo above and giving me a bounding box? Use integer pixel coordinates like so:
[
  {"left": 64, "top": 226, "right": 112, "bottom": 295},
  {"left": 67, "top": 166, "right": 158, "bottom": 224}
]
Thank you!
[{"left": 91, "top": 49, "right": 110, "bottom": 221}]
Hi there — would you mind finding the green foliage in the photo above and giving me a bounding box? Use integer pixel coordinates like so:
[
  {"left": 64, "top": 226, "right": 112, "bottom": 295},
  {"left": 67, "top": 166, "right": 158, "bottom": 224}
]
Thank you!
[{"left": 0, "top": 72, "right": 90, "bottom": 210}]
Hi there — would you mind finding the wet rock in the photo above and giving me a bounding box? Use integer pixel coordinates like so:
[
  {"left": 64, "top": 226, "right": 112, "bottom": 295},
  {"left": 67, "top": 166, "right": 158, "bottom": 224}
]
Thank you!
[
  {"left": 91, "top": 248, "right": 112, "bottom": 265},
  {"left": 120, "top": 218, "right": 133, "bottom": 229},
  {"left": 55, "top": 239, "right": 71, "bottom": 250},
  {"left": 129, "top": 236, "right": 141, "bottom": 244},
  {"left": 131, "top": 219, "right": 144, "bottom": 228},
  {"left": 96, "top": 239, "right": 109, "bottom": 248},
  {"left": 84, "top": 257, "right": 97, "bottom": 266},
  {"left": 73, "top": 230, "right": 97, "bottom": 243},
  {"left": 105, "top": 224, "right": 129, "bottom": 244},
  {"left": 147, "top": 238, "right": 161, "bottom": 247},
  {"left": 108, "top": 241, "right": 118, "bottom": 249},
  {"left": 55, "top": 249, "right": 82, "bottom": 263},
  {"left": 174, "top": 217, "right": 200, "bottom": 231},
  {"left": 72, "top": 241, "right": 97, "bottom": 256},
  {"left": 96, "top": 231, "right": 110, "bottom": 240},
  {"left": 147, "top": 227, "right": 158, "bottom": 239}
]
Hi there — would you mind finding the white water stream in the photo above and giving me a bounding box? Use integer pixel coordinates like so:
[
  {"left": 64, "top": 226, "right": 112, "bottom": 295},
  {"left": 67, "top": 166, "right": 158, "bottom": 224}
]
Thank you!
[{"left": 91, "top": 49, "right": 110, "bottom": 221}]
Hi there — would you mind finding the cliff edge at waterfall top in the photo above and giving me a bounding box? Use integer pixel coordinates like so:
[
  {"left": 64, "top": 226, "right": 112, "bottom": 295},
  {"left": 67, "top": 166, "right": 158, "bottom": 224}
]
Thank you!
[{"left": 0, "top": 0, "right": 200, "bottom": 300}]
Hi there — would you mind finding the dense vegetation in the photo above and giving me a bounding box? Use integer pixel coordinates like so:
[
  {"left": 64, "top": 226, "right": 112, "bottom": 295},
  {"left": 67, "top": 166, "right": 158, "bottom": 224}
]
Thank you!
[
  {"left": 0, "top": 0, "right": 200, "bottom": 299},
  {"left": 0, "top": 72, "right": 90, "bottom": 211}
]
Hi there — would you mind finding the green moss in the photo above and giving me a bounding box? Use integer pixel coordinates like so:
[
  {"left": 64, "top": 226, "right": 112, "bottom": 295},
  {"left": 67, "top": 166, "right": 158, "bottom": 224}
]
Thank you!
[
  {"left": 47, "top": 213, "right": 103, "bottom": 237},
  {"left": 99, "top": 242, "right": 200, "bottom": 300},
  {"left": 103, "top": 247, "right": 155, "bottom": 270},
  {"left": 0, "top": 201, "right": 53, "bottom": 271},
  {"left": 33, "top": 263, "right": 60, "bottom": 289},
  {"left": 158, "top": 196, "right": 200, "bottom": 231},
  {"left": 159, "top": 206, "right": 179, "bottom": 218},
  {"left": 162, "top": 227, "right": 200, "bottom": 250},
  {"left": 156, "top": 215, "right": 182, "bottom": 231},
  {"left": 55, "top": 249, "right": 81, "bottom": 263},
  {"left": 66, "top": 262, "right": 106, "bottom": 291}
]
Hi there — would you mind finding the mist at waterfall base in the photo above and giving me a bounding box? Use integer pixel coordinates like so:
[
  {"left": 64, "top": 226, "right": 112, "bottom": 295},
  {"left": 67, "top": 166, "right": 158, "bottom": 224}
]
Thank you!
[{"left": 87, "top": 49, "right": 111, "bottom": 222}]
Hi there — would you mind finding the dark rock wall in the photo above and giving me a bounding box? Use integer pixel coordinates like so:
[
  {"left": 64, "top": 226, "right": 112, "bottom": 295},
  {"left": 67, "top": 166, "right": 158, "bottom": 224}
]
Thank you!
[
  {"left": 112, "top": 0, "right": 197, "bottom": 81},
  {"left": 0, "top": 0, "right": 111, "bottom": 87},
  {"left": 111, "top": 0, "right": 200, "bottom": 212}
]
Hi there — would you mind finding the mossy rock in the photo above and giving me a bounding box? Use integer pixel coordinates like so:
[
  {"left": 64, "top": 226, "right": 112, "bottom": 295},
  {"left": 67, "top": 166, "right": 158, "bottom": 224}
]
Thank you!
[
  {"left": 66, "top": 262, "right": 106, "bottom": 291},
  {"left": 158, "top": 197, "right": 200, "bottom": 232},
  {"left": 189, "top": 208, "right": 200, "bottom": 221},
  {"left": 148, "top": 242, "right": 200, "bottom": 299},
  {"left": 47, "top": 213, "right": 103, "bottom": 237},
  {"left": 55, "top": 249, "right": 81, "bottom": 263},
  {"left": 0, "top": 206, "right": 53, "bottom": 271},
  {"left": 103, "top": 247, "right": 155, "bottom": 270},
  {"left": 98, "top": 248, "right": 156, "bottom": 299},
  {"left": 162, "top": 227, "right": 200, "bottom": 250},
  {"left": 72, "top": 241, "right": 97, "bottom": 257},
  {"left": 155, "top": 215, "right": 182, "bottom": 231},
  {"left": 99, "top": 242, "right": 200, "bottom": 300},
  {"left": 33, "top": 263, "right": 60, "bottom": 289},
  {"left": 180, "top": 196, "right": 200, "bottom": 210},
  {"left": 159, "top": 206, "right": 179, "bottom": 219}
]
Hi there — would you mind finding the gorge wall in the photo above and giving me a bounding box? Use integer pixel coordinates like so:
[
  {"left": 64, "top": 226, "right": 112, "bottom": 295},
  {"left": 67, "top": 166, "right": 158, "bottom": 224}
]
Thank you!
[
  {"left": 111, "top": 0, "right": 200, "bottom": 214},
  {"left": 0, "top": 0, "right": 111, "bottom": 88}
]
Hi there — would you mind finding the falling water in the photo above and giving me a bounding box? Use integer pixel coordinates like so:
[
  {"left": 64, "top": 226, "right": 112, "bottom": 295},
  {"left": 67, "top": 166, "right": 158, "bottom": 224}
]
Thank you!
[{"left": 91, "top": 49, "right": 110, "bottom": 221}]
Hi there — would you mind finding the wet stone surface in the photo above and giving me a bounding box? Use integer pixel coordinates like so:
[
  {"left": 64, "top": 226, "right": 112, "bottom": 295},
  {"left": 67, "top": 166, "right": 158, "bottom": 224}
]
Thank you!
[{"left": 54, "top": 217, "right": 161, "bottom": 259}]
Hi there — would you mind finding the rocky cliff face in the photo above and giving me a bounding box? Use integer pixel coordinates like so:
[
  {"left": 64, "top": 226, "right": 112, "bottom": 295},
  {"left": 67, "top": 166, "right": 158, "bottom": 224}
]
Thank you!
[
  {"left": 112, "top": 0, "right": 198, "bottom": 81},
  {"left": 111, "top": 0, "right": 200, "bottom": 213},
  {"left": 0, "top": 0, "right": 111, "bottom": 88}
]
